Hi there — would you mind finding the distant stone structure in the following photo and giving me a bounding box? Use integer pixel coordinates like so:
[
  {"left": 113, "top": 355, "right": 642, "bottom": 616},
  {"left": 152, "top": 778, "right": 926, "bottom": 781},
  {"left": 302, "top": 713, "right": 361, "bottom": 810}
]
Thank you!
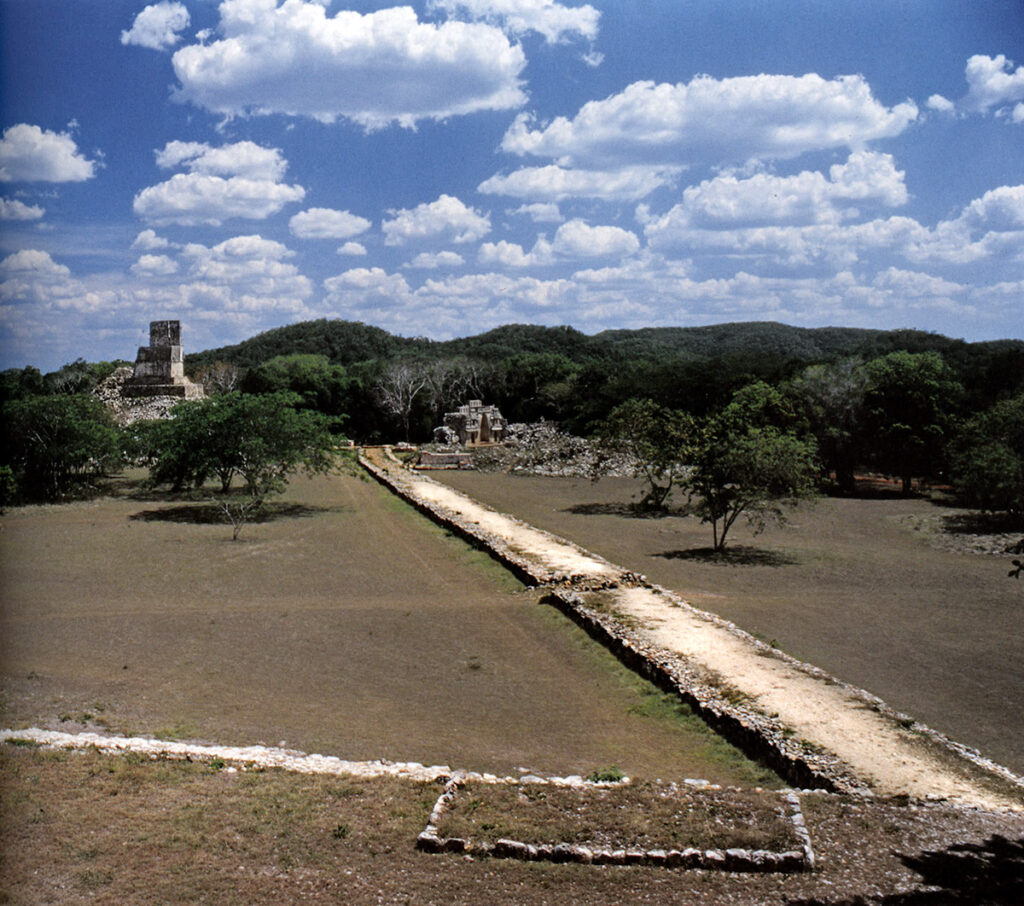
[
  {"left": 122, "top": 320, "right": 203, "bottom": 399},
  {"left": 439, "top": 400, "right": 507, "bottom": 445}
]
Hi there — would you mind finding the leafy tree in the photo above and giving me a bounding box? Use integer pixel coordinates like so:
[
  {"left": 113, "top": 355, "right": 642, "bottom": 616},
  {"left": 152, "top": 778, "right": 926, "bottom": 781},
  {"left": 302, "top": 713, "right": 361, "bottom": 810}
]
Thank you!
[
  {"left": 242, "top": 354, "right": 351, "bottom": 414},
  {"left": 0, "top": 365, "right": 45, "bottom": 402},
  {"left": 950, "top": 393, "right": 1024, "bottom": 518},
  {"left": 685, "top": 387, "right": 819, "bottom": 551},
  {"left": 1, "top": 393, "right": 121, "bottom": 501},
  {"left": 145, "top": 393, "right": 340, "bottom": 539},
  {"left": 598, "top": 399, "right": 697, "bottom": 509},
  {"left": 863, "top": 351, "right": 963, "bottom": 495},
  {"left": 147, "top": 392, "right": 338, "bottom": 495},
  {"left": 788, "top": 358, "right": 869, "bottom": 495}
]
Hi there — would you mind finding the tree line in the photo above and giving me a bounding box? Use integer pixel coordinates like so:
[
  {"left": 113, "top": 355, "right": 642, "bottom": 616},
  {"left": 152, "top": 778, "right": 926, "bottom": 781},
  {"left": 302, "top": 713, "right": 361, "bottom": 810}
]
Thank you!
[{"left": 2, "top": 321, "right": 1021, "bottom": 553}]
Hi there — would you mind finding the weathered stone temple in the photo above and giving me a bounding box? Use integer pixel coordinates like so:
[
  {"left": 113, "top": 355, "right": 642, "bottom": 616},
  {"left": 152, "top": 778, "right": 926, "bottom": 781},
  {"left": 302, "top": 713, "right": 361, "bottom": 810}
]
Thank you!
[
  {"left": 442, "top": 400, "right": 507, "bottom": 445},
  {"left": 122, "top": 320, "right": 203, "bottom": 399}
]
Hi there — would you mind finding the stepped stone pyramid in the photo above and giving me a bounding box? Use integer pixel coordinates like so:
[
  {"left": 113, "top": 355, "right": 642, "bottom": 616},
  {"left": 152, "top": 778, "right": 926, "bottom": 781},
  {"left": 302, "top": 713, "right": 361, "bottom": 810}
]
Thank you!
[{"left": 122, "top": 320, "right": 203, "bottom": 398}]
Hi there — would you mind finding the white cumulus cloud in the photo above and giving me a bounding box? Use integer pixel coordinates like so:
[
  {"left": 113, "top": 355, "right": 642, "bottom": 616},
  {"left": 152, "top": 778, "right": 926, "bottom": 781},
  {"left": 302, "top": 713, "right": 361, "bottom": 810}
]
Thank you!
[
  {"left": 171, "top": 1, "right": 527, "bottom": 129},
  {"left": 502, "top": 73, "right": 917, "bottom": 169},
  {"left": 0, "top": 124, "right": 98, "bottom": 183},
  {"left": 131, "top": 254, "right": 180, "bottom": 277},
  {"left": 134, "top": 140, "right": 304, "bottom": 226},
  {"left": 337, "top": 242, "right": 367, "bottom": 256},
  {"left": 289, "top": 208, "right": 372, "bottom": 240},
  {"left": 509, "top": 202, "right": 563, "bottom": 222},
  {"left": 479, "top": 163, "right": 675, "bottom": 201},
  {"left": 406, "top": 251, "right": 466, "bottom": 269},
  {"left": 131, "top": 229, "right": 171, "bottom": 250},
  {"left": 0, "top": 198, "right": 45, "bottom": 220},
  {"left": 430, "top": 0, "right": 600, "bottom": 43},
  {"left": 121, "top": 2, "right": 190, "bottom": 51},
  {"left": 155, "top": 140, "right": 288, "bottom": 181},
  {"left": 551, "top": 219, "right": 640, "bottom": 258},
  {"left": 667, "top": 151, "right": 907, "bottom": 229},
  {"left": 382, "top": 194, "right": 490, "bottom": 245},
  {"left": 962, "top": 54, "right": 1024, "bottom": 115}
]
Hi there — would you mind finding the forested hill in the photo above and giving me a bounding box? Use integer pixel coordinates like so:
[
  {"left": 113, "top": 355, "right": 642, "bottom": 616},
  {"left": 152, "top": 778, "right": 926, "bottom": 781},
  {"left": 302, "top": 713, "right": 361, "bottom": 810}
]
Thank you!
[
  {"left": 187, "top": 319, "right": 428, "bottom": 370},
  {"left": 188, "top": 319, "right": 1022, "bottom": 370}
]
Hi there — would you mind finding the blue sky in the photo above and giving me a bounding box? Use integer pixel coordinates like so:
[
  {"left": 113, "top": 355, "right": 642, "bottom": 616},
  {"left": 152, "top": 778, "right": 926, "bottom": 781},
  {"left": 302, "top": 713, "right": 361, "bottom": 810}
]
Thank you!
[{"left": 1, "top": 0, "right": 1022, "bottom": 370}]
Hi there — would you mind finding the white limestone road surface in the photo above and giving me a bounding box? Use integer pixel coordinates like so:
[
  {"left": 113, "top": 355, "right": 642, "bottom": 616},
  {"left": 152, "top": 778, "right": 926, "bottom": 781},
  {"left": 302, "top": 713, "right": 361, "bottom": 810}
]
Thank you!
[{"left": 409, "top": 474, "right": 621, "bottom": 582}]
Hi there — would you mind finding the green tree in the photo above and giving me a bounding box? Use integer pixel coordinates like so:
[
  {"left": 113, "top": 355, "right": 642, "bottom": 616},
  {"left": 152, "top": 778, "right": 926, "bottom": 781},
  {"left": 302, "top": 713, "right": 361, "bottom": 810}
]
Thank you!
[
  {"left": 598, "top": 398, "right": 697, "bottom": 509},
  {"left": 788, "top": 358, "right": 869, "bottom": 495},
  {"left": 146, "top": 393, "right": 341, "bottom": 539},
  {"left": 863, "top": 351, "right": 963, "bottom": 495},
  {"left": 1, "top": 394, "right": 121, "bottom": 501},
  {"left": 241, "top": 354, "right": 350, "bottom": 414},
  {"left": 950, "top": 393, "right": 1024, "bottom": 518},
  {"left": 686, "top": 387, "right": 819, "bottom": 551}
]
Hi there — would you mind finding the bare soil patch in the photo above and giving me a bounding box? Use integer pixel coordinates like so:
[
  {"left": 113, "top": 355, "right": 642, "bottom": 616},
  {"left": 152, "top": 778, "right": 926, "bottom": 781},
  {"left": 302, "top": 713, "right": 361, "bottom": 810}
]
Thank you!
[
  {"left": 0, "top": 470, "right": 775, "bottom": 786},
  {"left": 3, "top": 744, "right": 1023, "bottom": 905},
  {"left": 432, "top": 472, "right": 1024, "bottom": 776}
]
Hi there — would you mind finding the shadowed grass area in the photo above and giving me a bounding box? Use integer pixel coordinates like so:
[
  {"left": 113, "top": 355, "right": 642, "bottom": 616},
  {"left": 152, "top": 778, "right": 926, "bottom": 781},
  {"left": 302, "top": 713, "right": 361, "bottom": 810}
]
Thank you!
[
  {"left": 129, "top": 501, "right": 331, "bottom": 525},
  {"left": 653, "top": 545, "right": 800, "bottom": 567}
]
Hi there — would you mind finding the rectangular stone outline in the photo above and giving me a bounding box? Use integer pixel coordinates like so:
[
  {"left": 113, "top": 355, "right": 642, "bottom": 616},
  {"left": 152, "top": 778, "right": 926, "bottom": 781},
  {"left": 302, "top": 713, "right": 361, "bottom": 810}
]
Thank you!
[{"left": 417, "top": 778, "right": 814, "bottom": 872}]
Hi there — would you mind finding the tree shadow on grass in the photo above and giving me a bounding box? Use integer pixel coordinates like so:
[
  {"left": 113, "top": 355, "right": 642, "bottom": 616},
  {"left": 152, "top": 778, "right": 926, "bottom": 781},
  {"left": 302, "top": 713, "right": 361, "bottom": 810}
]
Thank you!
[
  {"left": 129, "top": 502, "right": 332, "bottom": 525},
  {"left": 562, "top": 502, "right": 684, "bottom": 519},
  {"left": 786, "top": 833, "right": 1024, "bottom": 905},
  {"left": 654, "top": 545, "right": 799, "bottom": 567},
  {"left": 937, "top": 510, "right": 1024, "bottom": 537}
]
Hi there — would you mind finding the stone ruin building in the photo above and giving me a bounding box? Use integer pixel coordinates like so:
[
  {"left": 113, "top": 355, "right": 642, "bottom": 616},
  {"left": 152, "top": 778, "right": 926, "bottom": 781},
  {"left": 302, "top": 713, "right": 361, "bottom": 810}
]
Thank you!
[
  {"left": 438, "top": 400, "right": 508, "bottom": 445},
  {"left": 94, "top": 319, "right": 204, "bottom": 425},
  {"left": 122, "top": 320, "right": 203, "bottom": 399}
]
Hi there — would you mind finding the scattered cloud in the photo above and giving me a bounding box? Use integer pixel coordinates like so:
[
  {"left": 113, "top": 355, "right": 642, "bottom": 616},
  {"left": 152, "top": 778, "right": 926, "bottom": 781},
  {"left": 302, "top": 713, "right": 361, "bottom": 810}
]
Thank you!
[
  {"left": 430, "top": 0, "right": 600, "bottom": 43},
  {"left": 0, "top": 198, "right": 45, "bottom": 220},
  {"left": 337, "top": 242, "right": 367, "bottom": 256},
  {"left": 121, "top": 2, "right": 190, "bottom": 51},
  {"left": 133, "top": 140, "right": 304, "bottom": 226},
  {"left": 171, "top": 1, "right": 527, "bottom": 129},
  {"left": 961, "top": 54, "right": 1024, "bottom": 115},
  {"left": 551, "top": 219, "right": 640, "bottom": 257},
  {"left": 406, "top": 250, "right": 466, "bottom": 269},
  {"left": 926, "top": 94, "right": 955, "bottom": 113},
  {"left": 382, "top": 194, "right": 490, "bottom": 245},
  {"left": 131, "top": 254, "right": 179, "bottom": 277},
  {"left": 131, "top": 229, "right": 171, "bottom": 251},
  {"left": 509, "top": 202, "right": 563, "bottom": 222},
  {"left": 289, "top": 207, "right": 372, "bottom": 240},
  {"left": 501, "top": 74, "right": 917, "bottom": 169},
  {"left": 0, "top": 124, "right": 98, "bottom": 183},
  {"left": 479, "top": 163, "right": 675, "bottom": 201},
  {"left": 155, "top": 140, "right": 287, "bottom": 181},
  {"left": 662, "top": 151, "right": 907, "bottom": 230},
  {"left": 479, "top": 218, "right": 639, "bottom": 268}
]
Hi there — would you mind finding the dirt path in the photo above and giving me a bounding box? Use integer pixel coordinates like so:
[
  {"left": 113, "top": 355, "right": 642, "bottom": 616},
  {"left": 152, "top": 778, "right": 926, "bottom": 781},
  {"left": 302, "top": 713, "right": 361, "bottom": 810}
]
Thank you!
[{"left": 366, "top": 452, "right": 1024, "bottom": 811}]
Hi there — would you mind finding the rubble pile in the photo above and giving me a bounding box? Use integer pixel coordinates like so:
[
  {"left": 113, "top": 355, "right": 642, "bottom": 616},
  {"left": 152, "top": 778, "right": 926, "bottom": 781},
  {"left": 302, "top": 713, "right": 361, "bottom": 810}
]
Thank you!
[
  {"left": 468, "top": 422, "right": 638, "bottom": 478},
  {"left": 93, "top": 367, "right": 189, "bottom": 426}
]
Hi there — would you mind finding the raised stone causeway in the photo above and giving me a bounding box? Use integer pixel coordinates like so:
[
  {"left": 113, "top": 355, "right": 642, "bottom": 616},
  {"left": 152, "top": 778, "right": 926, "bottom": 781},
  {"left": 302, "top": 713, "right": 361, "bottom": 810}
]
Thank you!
[{"left": 360, "top": 447, "right": 1024, "bottom": 812}]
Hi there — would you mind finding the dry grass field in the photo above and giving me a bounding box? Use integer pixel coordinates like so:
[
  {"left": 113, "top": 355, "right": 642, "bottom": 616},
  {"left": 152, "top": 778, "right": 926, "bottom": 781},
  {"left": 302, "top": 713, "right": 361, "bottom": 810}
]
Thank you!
[{"left": 434, "top": 472, "right": 1024, "bottom": 777}]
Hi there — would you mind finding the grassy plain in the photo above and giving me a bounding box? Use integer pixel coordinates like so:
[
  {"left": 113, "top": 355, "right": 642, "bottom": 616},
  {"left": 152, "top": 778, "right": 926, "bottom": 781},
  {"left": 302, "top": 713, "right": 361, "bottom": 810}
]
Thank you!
[{"left": 434, "top": 472, "right": 1024, "bottom": 776}]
